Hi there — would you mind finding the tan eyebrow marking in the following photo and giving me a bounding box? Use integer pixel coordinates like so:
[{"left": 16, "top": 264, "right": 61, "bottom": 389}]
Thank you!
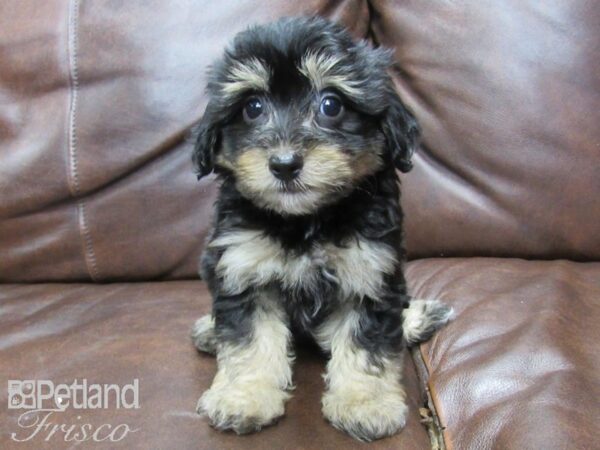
[
  {"left": 220, "top": 58, "right": 270, "bottom": 96},
  {"left": 299, "top": 51, "right": 363, "bottom": 98}
]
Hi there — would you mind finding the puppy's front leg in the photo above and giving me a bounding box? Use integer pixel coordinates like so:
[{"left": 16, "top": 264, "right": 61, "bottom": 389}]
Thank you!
[
  {"left": 316, "top": 307, "right": 407, "bottom": 442},
  {"left": 198, "top": 293, "right": 293, "bottom": 434}
]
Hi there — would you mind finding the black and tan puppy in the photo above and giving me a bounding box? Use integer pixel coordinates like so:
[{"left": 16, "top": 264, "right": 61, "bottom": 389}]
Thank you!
[{"left": 191, "top": 16, "right": 452, "bottom": 442}]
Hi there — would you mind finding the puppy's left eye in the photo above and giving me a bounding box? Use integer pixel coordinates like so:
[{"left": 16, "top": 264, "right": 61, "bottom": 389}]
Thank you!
[
  {"left": 243, "top": 97, "right": 263, "bottom": 122},
  {"left": 319, "top": 95, "right": 343, "bottom": 118}
]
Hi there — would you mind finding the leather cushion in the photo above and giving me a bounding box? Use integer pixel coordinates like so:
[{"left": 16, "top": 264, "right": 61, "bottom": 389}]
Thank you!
[
  {"left": 407, "top": 258, "right": 600, "bottom": 450},
  {"left": 371, "top": 0, "right": 600, "bottom": 261},
  {"left": 0, "top": 280, "right": 430, "bottom": 449},
  {"left": 0, "top": 0, "right": 369, "bottom": 282}
]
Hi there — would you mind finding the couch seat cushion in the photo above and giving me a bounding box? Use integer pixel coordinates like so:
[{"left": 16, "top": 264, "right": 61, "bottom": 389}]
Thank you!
[
  {"left": 406, "top": 258, "right": 600, "bottom": 450},
  {"left": 0, "top": 281, "right": 430, "bottom": 449}
]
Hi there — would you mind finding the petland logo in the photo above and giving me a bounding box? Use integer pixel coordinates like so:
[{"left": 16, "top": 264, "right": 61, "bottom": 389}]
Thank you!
[{"left": 7, "top": 379, "right": 140, "bottom": 443}]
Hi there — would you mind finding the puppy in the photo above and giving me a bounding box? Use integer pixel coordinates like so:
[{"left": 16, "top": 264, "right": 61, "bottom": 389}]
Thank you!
[{"left": 191, "top": 16, "right": 452, "bottom": 442}]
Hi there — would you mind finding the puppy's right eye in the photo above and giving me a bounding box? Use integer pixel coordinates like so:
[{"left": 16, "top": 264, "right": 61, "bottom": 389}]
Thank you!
[
  {"left": 243, "top": 97, "right": 263, "bottom": 122},
  {"left": 320, "top": 95, "right": 343, "bottom": 118}
]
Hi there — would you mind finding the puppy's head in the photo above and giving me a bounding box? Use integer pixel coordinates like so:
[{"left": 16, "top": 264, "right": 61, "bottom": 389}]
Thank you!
[{"left": 193, "top": 16, "right": 418, "bottom": 215}]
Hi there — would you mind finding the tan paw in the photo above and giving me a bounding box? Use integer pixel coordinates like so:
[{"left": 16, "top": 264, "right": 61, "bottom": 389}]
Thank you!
[
  {"left": 322, "top": 386, "right": 408, "bottom": 441},
  {"left": 198, "top": 382, "right": 290, "bottom": 434}
]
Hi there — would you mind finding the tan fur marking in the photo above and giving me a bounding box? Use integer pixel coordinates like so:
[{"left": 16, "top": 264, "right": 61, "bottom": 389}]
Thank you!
[
  {"left": 315, "top": 309, "right": 408, "bottom": 441},
  {"left": 220, "top": 58, "right": 270, "bottom": 96},
  {"left": 235, "top": 148, "right": 272, "bottom": 190},
  {"left": 197, "top": 299, "right": 293, "bottom": 433},
  {"left": 301, "top": 145, "right": 353, "bottom": 189},
  {"left": 299, "top": 52, "right": 363, "bottom": 98},
  {"left": 306, "top": 144, "right": 383, "bottom": 185},
  {"left": 232, "top": 145, "right": 383, "bottom": 215},
  {"left": 327, "top": 237, "right": 397, "bottom": 300},
  {"left": 211, "top": 230, "right": 396, "bottom": 300},
  {"left": 233, "top": 148, "right": 329, "bottom": 215},
  {"left": 215, "top": 153, "right": 236, "bottom": 171}
]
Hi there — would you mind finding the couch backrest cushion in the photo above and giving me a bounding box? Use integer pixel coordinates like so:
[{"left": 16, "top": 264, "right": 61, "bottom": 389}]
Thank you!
[
  {"left": 0, "top": 0, "right": 369, "bottom": 282},
  {"left": 1, "top": 0, "right": 598, "bottom": 283},
  {"left": 371, "top": 0, "right": 600, "bottom": 261}
]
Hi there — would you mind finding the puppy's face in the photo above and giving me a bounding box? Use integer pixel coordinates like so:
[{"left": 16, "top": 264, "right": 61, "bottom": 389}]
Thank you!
[{"left": 194, "top": 17, "right": 418, "bottom": 215}]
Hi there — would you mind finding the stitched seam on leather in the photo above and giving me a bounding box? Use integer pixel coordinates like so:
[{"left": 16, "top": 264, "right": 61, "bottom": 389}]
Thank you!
[{"left": 67, "top": 0, "right": 99, "bottom": 281}]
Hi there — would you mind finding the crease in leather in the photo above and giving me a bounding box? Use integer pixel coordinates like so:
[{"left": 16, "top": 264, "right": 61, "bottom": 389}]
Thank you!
[
  {"left": 411, "top": 347, "right": 448, "bottom": 450},
  {"left": 365, "top": 0, "right": 381, "bottom": 47},
  {"left": 66, "top": 0, "right": 99, "bottom": 281},
  {"left": 414, "top": 343, "right": 453, "bottom": 450}
]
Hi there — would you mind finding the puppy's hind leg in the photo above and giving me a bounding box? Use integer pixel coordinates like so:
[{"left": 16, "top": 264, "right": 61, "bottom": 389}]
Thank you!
[
  {"left": 192, "top": 314, "right": 217, "bottom": 355},
  {"left": 402, "top": 299, "right": 453, "bottom": 347}
]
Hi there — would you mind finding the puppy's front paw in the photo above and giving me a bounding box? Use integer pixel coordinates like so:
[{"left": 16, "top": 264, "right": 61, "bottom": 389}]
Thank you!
[
  {"left": 322, "top": 386, "right": 408, "bottom": 442},
  {"left": 198, "top": 382, "right": 289, "bottom": 434}
]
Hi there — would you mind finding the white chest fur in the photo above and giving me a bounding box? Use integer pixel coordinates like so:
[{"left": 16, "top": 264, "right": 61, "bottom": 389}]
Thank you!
[{"left": 209, "top": 230, "right": 397, "bottom": 301}]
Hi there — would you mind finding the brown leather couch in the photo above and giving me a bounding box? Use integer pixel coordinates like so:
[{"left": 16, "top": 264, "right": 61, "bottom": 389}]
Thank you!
[{"left": 1, "top": 1, "right": 598, "bottom": 449}]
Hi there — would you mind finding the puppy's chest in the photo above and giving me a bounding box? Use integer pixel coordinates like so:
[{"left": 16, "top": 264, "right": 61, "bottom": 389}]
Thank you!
[{"left": 210, "top": 230, "right": 397, "bottom": 300}]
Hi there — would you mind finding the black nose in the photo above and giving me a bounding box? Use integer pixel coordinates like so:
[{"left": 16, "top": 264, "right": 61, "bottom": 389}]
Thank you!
[{"left": 269, "top": 154, "right": 303, "bottom": 181}]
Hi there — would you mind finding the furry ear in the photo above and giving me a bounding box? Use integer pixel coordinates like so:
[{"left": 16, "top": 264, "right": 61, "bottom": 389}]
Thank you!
[
  {"left": 381, "top": 93, "right": 420, "bottom": 173},
  {"left": 192, "top": 104, "right": 221, "bottom": 179}
]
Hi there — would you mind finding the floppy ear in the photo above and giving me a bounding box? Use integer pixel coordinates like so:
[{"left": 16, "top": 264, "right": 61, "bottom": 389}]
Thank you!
[
  {"left": 381, "top": 93, "right": 420, "bottom": 173},
  {"left": 192, "top": 104, "right": 221, "bottom": 180}
]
